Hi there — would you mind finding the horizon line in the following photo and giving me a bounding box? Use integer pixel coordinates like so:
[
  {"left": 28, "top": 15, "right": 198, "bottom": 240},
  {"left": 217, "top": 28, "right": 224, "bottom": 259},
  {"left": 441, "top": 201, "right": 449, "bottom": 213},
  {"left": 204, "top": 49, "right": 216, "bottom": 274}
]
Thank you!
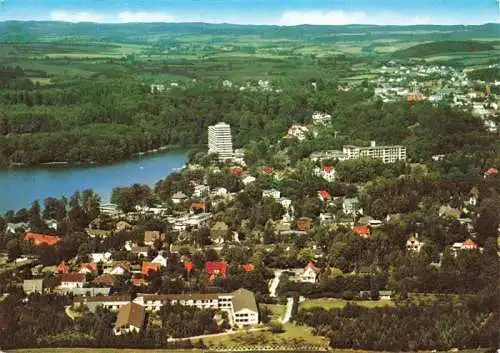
[{"left": 0, "top": 19, "right": 498, "bottom": 27}]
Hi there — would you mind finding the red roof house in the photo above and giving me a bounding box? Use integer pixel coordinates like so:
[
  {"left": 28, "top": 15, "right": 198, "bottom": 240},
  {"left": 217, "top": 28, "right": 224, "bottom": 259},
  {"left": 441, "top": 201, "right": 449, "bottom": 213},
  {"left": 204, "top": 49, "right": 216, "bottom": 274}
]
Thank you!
[
  {"left": 230, "top": 167, "right": 244, "bottom": 175},
  {"left": 79, "top": 262, "right": 98, "bottom": 275},
  {"left": 318, "top": 190, "right": 332, "bottom": 201},
  {"left": 190, "top": 203, "right": 206, "bottom": 213},
  {"left": 462, "top": 238, "right": 478, "bottom": 249},
  {"left": 141, "top": 262, "right": 161, "bottom": 275},
  {"left": 242, "top": 264, "right": 255, "bottom": 272},
  {"left": 321, "top": 165, "right": 334, "bottom": 173},
  {"left": 484, "top": 167, "right": 498, "bottom": 177},
  {"left": 352, "top": 225, "right": 371, "bottom": 238},
  {"left": 24, "top": 232, "right": 61, "bottom": 246},
  {"left": 263, "top": 166, "right": 274, "bottom": 174},
  {"left": 204, "top": 261, "right": 227, "bottom": 280},
  {"left": 56, "top": 261, "right": 71, "bottom": 274}
]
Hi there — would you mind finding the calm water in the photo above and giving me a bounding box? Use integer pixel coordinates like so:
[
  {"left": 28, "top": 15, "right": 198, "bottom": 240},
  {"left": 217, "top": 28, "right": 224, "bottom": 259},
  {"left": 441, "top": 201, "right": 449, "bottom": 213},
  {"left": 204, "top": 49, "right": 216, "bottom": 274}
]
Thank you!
[{"left": 0, "top": 150, "right": 187, "bottom": 213}]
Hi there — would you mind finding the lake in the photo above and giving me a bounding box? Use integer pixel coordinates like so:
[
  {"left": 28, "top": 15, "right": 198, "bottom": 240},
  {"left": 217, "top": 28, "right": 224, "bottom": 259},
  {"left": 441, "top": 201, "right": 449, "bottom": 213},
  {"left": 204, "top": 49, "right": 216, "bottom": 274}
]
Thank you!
[{"left": 0, "top": 149, "right": 187, "bottom": 214}]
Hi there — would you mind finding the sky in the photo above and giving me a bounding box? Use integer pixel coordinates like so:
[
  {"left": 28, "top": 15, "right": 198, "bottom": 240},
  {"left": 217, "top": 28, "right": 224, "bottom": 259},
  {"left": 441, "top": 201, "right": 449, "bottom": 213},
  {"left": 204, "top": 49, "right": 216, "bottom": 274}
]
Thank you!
[{"left": 0, "top": 0, "right": 498, "bottom": 25}]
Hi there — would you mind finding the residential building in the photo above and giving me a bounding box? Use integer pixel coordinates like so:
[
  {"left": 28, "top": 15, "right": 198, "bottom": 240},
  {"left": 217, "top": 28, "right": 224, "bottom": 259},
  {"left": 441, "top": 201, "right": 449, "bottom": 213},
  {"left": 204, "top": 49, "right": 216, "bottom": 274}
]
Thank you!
[
  {"left": 352, "top": 225, "right": 371, "bottom": 238},
  {"left": 208, "top": 122, "right": 233, "bottom": 160},
  {"left": 406, "top": 234, "right": 424, "bottom": 253},
  {"left": 205, "top": 261, "right": 227, "bottom": 280},
  {"left": 132, "top": 288, "right": 259, "bottom": 327},
  {"left": 114, "top": 302, "right": 146, "bottom": 336},
  {"left": 342, "top": 141, "right": 406, "bottom": 163},
  {"left": 299, "top": 262, "right": 319, "bottom": 283},
  {"left": 142, "top": 262, "right": 160, "bottom": 275},
  {"left": 99, "top": 203, "right": 123, "bottom": 218},
  {"left": 56, "top": 261, "right": 71, "bottom": 274},
  {"left": 93, "top": 274, "right": 118, "bottom": 287},
  {"left": 171, "top": 191, "right": 188, "bottom": 204},
  {"left": 131, "top": 246, "right": 149, "bottom": 258},
  {"left": 115, "top": 221, "right": 131, "bottom": 232},
  {"left": 262, "top": 189, "right": 281, "bottom": 200},
  {"left": 343, "top": 197, "right": 362, "bottom": 216},
  {"left": 105, "top": 264, "right": 129, "bottom": 276},
  {"left": 314, "top": 165, "right": 336, "bottom": 182},
  {"left": 192, "top": 184, "right": 210, "bottom": 198},
  {"left": 312, "top": 112, "right": 332, "bottom": 125},
  {"left": 379, "top": 290, "right": 393, "bottom": 300},
  {"left": 318, "top": 190, "right": 332, "bottom": 202},
  {"left": 286, "top": 124, "right": 310, "bottom": 141},
  {"left": 144, "top": 231, "right": 165, "bottom": 246},
  {"left": 151, "top": 254, "right": 168, "bottom": 267},
  {"left": 150, "top": 84, "right": 165, "bottom": 93},
  {"left": 76, "top": 295, "right": 132, "bottom": 313},
  {"left": 90, "top": 252, "right": 112, "bottom": 263},
  {"left": 309, "top": 150, "right": 347, "bottom": 162},
  {"left": 24, "top": 232, "right": 61, "bottom": 246},
  {"left": 231, "top": 288, "right": 259, "bottom": 326},
  {"left": 6, "top": 222, "right": 29, "bottom": 234},
  {"left": 439, "top": 205, "right": 461, "bottom": 219},
  {"left": 242, "top": 176, "right": 256, "bottom": 185},
  {"left": 79, "top": 262, "right": 98, "bottom": 275},
  {"left": 59, "top": 273, "right": 86, "bottom": 289},
  {"left": 23, "top": 279, "right": 45, "bottom": 294}
]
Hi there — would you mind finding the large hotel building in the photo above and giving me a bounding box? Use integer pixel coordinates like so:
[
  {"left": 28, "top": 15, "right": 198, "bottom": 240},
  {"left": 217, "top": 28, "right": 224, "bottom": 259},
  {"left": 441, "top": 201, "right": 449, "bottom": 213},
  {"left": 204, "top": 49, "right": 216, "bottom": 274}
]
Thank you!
[{"left": 208, "top": 122, "right": 233, "bottom": 160}]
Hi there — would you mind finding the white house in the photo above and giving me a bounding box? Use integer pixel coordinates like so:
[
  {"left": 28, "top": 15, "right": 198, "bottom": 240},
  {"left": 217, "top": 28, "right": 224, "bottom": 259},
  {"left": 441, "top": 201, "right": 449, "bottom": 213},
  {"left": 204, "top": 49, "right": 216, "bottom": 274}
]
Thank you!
[
  {"left": 106, "top": 264, "right": 129, "bottom": 276},
  {"left": 152, "top": 254, "right": 168, "bottom": 267},
  {"left": 312, "top": 112, "right": 332, "bottom": 125},
  {"left": 171, "top": 192, "right": 188, "bottom": 204},
  {"left": 314, "top": 165, "right": 336, "bottom": 182},
  {"left": 262, "top": 189, "right": 281, "bottom": 200},
  {"left": 231, "top": 288, "right": 259, "bottom": 326},
  {"left": 286, "top": 125, "right": 310, "bottom": 141},
  {"left": 242, "top": 176, "right": 256, "bottom": 185},
  {"left": 193, "top": 184, "right": 210, "bottom": 198},
  {"left": 299, "top": 262, "right": 319, "bottom": 283},
  {"left": 90, "top": 252, "right": 112, "bottom": 263},
  {"left": 406, "top": 234, "right": 424, "bottom": 253},
  {"left": 343, "top": 197, "right": 362, "bottom": 216},
  {"left": 59, "top": 273, "right": 86, "bottom": 289}
]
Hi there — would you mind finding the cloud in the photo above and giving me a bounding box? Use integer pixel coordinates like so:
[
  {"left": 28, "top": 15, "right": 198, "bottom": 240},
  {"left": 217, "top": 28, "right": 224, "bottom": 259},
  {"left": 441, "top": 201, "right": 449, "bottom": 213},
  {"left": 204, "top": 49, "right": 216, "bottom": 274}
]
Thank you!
[
  {"left": 50, "top": 11, "right": 106, "bottom": 23},
  {"left": 279, "top": 10, "right": 440, "bottom": 26},
  {"left": 118, "top": 11, "right": 174, "bottom": 23}
]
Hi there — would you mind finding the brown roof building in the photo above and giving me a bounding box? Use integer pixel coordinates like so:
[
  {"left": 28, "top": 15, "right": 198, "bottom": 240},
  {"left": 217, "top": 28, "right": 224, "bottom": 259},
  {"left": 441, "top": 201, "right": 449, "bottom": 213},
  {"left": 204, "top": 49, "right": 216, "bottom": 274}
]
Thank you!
[{"left": 113, "top": 302, "right": 146, "bottom": 336}]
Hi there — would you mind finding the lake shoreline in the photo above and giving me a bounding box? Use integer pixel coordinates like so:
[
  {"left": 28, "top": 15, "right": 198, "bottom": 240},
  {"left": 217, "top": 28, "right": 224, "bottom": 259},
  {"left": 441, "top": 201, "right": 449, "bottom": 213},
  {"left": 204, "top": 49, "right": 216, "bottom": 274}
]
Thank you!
[{"left": 4, "top": 145, "right": 201, "bottom": 170}]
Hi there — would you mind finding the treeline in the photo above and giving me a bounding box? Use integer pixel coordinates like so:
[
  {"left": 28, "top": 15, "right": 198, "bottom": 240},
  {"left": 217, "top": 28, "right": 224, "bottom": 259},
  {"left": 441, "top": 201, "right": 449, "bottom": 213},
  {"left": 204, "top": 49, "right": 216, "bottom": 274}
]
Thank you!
[{"left": 294, "top": 295, "right": 499, "bottom": 351}]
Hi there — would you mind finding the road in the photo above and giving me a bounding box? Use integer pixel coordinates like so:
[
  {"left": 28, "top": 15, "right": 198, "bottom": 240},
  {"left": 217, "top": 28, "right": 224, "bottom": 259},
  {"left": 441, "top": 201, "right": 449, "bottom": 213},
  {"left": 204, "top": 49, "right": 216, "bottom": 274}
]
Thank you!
[
  {"left": 65, "top": 305, "right": 76, "bottom": 320},
  {"left": 269, "top": 269, "right": 283, "bottom": 297},
  {"left": 280, "top": 297, "right": 294, "bottom": 324},
  {"left": 166, "top": 327, "right": 267, "bottom": 342}
]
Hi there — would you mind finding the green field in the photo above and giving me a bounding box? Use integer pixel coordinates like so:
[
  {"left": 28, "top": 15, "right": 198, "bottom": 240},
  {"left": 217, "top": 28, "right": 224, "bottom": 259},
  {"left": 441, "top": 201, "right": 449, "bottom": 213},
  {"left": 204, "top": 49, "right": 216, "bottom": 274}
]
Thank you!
[{"left": 300, "top": 298, "right": 395, "bottom": 310}]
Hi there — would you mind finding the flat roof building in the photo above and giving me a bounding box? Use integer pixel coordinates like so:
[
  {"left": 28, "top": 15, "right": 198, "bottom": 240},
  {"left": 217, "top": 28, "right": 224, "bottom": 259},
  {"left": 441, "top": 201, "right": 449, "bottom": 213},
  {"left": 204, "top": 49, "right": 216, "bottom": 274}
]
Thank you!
[{"left": 343, "top": 141, "right": 406, "bottom": 163}]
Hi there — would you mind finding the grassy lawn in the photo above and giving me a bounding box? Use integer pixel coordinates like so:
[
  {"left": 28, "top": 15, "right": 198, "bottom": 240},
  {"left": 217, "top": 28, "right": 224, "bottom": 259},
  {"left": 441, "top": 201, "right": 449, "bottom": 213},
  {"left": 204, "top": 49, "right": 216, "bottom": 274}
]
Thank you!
[
  {"left": 10, "top": 350, "right": 202, "bottom": 353},
  {"left": 300, "top": 298, "right": 395, "bottom": 310},
  {"left": 263, "top": 303, "right": 286, "bottom": 321},
  {"left": 203, "top": 324, "right": 328, "bottom": 348}
]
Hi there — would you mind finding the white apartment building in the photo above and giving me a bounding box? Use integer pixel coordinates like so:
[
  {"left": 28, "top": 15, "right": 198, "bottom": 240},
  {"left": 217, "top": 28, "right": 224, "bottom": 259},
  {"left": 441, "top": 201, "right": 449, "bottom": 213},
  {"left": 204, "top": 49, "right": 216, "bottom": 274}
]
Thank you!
[
  {"left": 137, "top": 289, "right": 258, "bottom": 327},
  {"left": 343, "top": 141, "right": 406, "bottom": 163},
  {"left": 208, "top": 122, "right": 233, "bottom": 160}
]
